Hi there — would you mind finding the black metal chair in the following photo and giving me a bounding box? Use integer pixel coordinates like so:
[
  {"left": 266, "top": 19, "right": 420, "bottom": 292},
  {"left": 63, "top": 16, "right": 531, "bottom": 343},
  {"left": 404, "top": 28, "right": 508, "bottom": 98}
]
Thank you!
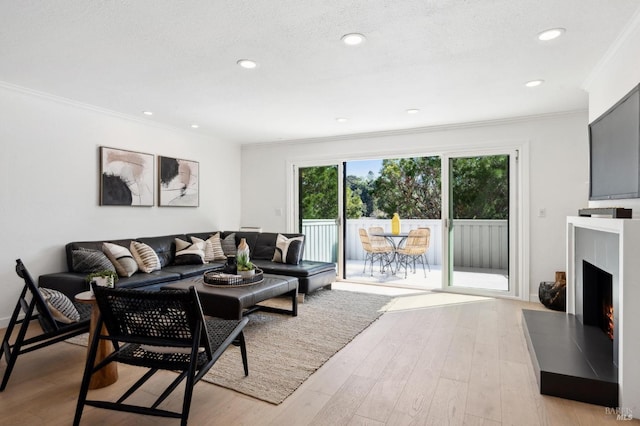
[
  {"left": 73, "top": 286, "right": 249, "bottom": 426},
  {"left": 1, "top": 259, "right": 91, "bottom": 391}
]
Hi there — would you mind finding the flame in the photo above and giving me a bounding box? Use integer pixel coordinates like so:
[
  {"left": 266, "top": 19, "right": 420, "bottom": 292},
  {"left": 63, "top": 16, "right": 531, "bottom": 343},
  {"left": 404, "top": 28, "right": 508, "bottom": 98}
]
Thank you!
[{"left": 605, "top": 304, "right": 614, "bottom": 340}]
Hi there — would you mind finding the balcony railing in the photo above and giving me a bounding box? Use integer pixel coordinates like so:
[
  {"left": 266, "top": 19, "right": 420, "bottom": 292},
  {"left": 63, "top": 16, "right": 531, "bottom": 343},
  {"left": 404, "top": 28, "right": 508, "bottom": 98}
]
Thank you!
[{"left": 302, "top": 218, "right": 508, "bottom": 269}]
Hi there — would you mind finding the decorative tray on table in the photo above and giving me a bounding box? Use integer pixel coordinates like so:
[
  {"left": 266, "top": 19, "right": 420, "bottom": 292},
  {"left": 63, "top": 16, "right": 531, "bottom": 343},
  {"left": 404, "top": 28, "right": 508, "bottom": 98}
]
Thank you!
[{"left": 203, "top": 269, "right": 264, "bottom": 287}]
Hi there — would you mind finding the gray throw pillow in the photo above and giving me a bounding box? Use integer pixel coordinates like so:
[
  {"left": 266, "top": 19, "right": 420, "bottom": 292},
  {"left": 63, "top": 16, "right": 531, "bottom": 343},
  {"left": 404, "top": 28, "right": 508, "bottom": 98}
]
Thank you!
[
  {"left": 221, "top": 233, "right": 236, "bottom": 257},
  {"left": 71, "top": 248, "right": 116, "bottom": 273}
]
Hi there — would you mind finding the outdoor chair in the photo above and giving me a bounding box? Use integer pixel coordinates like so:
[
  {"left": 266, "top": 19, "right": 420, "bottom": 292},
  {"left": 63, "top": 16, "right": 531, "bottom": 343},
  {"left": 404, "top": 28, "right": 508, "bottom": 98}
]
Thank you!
[
  {"left": 359, "top": 228, "right": 394, "bottom": 276},
  {"left": 1, "top": 259, "right": 92, "bottom": 391},
  {"left": 395, "top": 228, "right": 431, "bottom": 278},
  {"left": 73, "top": 286, "right": 248, "bottom": 426}
]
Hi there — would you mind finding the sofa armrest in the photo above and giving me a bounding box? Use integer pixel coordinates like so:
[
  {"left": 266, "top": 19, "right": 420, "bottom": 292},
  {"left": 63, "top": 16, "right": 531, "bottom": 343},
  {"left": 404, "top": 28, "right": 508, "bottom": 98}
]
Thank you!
[{"left": 39, "top": 272, "right": 89, "bottom": 299}]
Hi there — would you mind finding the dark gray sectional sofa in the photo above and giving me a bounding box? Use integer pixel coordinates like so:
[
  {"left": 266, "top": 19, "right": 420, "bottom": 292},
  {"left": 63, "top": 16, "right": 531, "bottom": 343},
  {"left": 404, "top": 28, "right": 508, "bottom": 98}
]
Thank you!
[{"left": 39, "top": 231, "right": 336, "bottom": 298}]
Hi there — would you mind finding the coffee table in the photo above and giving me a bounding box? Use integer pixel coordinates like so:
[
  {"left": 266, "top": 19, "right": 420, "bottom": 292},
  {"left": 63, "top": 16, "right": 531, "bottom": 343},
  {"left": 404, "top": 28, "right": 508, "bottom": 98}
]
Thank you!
[{"left": 162, "top": 273, "right": 298, "bottom": 320}]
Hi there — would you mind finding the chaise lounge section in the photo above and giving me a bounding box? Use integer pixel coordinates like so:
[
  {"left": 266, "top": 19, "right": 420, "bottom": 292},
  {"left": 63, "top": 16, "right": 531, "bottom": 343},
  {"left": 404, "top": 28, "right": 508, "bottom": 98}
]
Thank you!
[{"left": 39, "top": 231, "right": 336, "bottom": 298}]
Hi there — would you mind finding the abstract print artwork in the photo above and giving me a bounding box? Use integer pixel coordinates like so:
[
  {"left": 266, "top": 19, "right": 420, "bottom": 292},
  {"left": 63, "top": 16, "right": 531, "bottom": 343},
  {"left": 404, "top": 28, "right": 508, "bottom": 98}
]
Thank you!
[
  {"left": 100, "top": 147, "right": 154, "bottom": 206},
  {"left": 158, "top": 156, "right": 199, "bottom": 207}
]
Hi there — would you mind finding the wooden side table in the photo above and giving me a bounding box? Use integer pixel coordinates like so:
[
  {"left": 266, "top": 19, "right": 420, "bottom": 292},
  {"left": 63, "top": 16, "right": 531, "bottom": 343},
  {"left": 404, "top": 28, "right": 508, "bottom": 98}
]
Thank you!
[{"left": 75, "top": 290, "right": 118, "bottom": 389}]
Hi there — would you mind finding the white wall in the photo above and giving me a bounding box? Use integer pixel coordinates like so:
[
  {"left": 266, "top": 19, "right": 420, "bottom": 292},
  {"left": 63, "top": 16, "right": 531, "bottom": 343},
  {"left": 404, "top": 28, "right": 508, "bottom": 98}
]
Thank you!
[
  {"left": 586, "top": 11, "right": 640, "bottom": 212},
  {"left": 241, "top": 112, "right": 589, "bottom": 301},
  {"left": 0, "top": 84, "right": 242, "bottom": 326}
]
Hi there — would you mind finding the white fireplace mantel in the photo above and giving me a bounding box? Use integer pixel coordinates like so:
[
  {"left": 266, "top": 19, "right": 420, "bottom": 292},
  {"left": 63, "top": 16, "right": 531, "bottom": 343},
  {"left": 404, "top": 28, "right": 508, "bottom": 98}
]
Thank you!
[{"left": 567, "top": 216, "right": 640, "bottom": 413}]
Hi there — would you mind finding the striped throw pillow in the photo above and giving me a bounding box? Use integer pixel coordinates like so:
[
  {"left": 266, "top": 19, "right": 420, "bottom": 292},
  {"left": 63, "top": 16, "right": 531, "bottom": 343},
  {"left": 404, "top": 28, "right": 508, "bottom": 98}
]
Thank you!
[
  {"left": 102, "top": 242, "right": 138, "bottom": 277},
  {"left": 40, "top": 288, "right": 80, "bottom": 324},
  {"left": 191, "top": 233, "right": 226, "bottom": 262},
  {"left": 130, "top": 241, "right": 162, "bottom": 273}
]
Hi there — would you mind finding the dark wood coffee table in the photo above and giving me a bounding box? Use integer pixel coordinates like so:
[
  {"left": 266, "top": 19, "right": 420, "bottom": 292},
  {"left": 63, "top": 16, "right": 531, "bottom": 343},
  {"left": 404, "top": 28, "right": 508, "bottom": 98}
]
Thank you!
[{"left": 162, "top": 274, "right": 298, "bottom": 320}]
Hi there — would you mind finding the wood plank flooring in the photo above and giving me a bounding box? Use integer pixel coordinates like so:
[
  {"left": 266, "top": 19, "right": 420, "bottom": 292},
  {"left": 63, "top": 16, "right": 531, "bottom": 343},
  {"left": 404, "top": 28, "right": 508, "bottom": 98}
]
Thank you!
[{"left": 0, "top": 287, "right": 633, "bottom": 425}]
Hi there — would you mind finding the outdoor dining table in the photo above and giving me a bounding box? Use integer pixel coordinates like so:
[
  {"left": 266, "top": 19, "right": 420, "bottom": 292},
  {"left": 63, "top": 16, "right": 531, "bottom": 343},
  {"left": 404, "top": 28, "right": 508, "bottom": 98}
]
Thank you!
[{"left": 370, "top": 232, "right": 409, "bottom": 273}]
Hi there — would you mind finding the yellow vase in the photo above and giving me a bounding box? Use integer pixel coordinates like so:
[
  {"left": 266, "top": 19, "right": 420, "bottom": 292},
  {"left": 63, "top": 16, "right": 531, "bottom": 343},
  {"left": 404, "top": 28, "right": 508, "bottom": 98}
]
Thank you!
[{"left": 391, "top": 213, "right": 401, "bottom": 235}]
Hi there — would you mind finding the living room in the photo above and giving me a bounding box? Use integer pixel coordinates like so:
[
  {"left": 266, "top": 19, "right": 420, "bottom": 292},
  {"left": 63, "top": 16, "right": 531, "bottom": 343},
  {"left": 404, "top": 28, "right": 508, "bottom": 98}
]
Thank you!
[{"left": 1, "top": 1, "right": 640, "bottom": 424}]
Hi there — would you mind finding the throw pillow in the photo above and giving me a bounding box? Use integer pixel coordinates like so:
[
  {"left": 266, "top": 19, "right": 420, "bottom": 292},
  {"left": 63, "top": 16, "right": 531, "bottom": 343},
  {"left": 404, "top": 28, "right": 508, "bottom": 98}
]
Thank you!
[
  {"left": 130, "top": 241, "right": 162, "bottom": 273},
  {"left": 39, "top": 288, "right": 80, "bottom": 324},
  {"left": 102, "top": 242, "right": 138, "bottom": 277},
  {"left": 174, "top": 238, "right": 205, "bottom": 265},
  {"left": 272, "top": 234, "right": 305, "bottom": 265},
  {"left": 71, "top": 248, "right": 116, "bottom": 273},
  {"left": 221, "top": 233, "right": 236, "bottom": 257},
  {"left": 191, "top": 233, "right": 226, "bottom": 262}
]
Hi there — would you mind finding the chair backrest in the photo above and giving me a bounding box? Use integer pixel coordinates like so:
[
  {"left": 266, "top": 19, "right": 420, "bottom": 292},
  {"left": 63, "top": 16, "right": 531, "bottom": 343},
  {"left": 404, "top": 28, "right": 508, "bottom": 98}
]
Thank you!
[
  {"left": 358, "top": 228, "right": 374, "bottom": 253},
  {"left": 402, "top": 228, "right": 430, "bottom": 254},
  {"left": 15, "top": 259, "right": 60, "bottom": 333},
  {"left": 418, "top": 227, "right": 431, "bottom": 250},
  {"left": 368, "top": 226, "right": 392, "bottom": 249},
  {"left": 93, "top": 286, "right": 211, "bottom": 356}
]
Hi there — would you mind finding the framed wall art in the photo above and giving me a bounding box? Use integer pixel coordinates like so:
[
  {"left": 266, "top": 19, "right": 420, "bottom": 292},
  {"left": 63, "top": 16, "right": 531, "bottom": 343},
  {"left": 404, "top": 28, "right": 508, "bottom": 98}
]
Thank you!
[
  {"left": 158, "top": 156, "right": 199, "bottom": 207},
  {"left": 100, "top": 147, "right": 154, "bottom": 206}
]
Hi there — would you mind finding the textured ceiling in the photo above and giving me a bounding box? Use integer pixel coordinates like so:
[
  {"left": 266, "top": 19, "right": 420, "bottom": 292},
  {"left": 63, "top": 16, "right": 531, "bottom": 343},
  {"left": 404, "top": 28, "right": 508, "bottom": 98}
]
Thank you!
[{"left": 1, "top": 0, "right": 639, "bottom": 144}]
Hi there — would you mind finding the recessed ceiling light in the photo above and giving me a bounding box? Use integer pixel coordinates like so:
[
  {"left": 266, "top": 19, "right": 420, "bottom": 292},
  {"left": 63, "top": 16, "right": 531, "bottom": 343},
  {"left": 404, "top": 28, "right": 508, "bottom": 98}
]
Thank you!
[
  {"left": 336, "top": 117, "right": 348, "bottom": 123},
  {"left": 525, "top": 80, "right": 544, "bottom": 88},
  {"left": 406, "top": 109, "right": 420, "bottom": 114},
  {"left": 237, "top": 59, "right": 258, "bottom": 69},
  {"left": 537, "top": 28, "right": 566, "bottom": 41},
  {"left": 341, "top": 33, "right": 366, "bottom": 46},
  {"left": 191, "top": 124, "right": 199, "bottom": 129},
  {"left": 143, "top": 111, "right": 153, "bottom": 116}
]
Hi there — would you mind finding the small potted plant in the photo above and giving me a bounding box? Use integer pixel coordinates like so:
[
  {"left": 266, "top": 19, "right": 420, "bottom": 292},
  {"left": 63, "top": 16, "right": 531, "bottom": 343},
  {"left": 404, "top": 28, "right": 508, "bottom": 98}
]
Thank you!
[
  {"left": 236, "top": 252, "right": 255, "bottom": 278},
  {"left": 85, "top": 270, "right": 118, "bottom": 289}
]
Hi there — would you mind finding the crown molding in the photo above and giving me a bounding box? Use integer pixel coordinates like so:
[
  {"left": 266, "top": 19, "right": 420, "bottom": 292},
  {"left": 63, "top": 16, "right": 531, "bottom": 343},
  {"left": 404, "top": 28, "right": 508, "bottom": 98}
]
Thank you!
[
  {"left": 242, "top": 109, "right": 587, "bottom": 149},
  {"left": 583, "top": 7, "right": 640, "bottom": 91}
]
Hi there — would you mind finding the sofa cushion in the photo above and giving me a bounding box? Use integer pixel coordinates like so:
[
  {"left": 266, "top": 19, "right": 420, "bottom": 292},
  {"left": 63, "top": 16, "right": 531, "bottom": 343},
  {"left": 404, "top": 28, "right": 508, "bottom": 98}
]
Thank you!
[
  {"left": 163, "top": 262, "right": 224, "bottom": 278},
  {"left": 130, "top": 241, "right": 162, "bottom": 273},
  {"left": 252, "top": 259, "right": 335, "bottom": 278},
  {"left": 71, "top": 248, "right": 116, "bottom": 274},
  {"left": 272, "top": 234, "right": 305, "bottom": 265},
  {"left": 174, "top": 238, "right": 205, "bottom": 265},
  {"left": 115, "top": 270, "right": 182, "bottom": 289},
  {"left": 103, "top": 242, "right": 138, "bottom": 277}
]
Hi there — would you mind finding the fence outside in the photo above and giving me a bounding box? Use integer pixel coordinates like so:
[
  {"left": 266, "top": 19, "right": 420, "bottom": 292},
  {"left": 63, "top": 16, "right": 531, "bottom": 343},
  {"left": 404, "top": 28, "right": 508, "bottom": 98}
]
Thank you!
[{"left": 302, "top": 218, "right": 508, "bottom": 269}]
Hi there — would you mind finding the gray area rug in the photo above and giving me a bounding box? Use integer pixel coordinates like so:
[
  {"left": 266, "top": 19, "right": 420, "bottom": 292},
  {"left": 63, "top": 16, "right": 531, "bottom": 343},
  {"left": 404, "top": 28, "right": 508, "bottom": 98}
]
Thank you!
[{"left": 67, "top": 289, "right": 392, "bottom": 405}]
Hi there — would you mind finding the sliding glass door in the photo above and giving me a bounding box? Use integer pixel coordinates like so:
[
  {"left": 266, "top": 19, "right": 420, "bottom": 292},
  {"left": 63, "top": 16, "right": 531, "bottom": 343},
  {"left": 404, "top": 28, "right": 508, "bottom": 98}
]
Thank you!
[
  {"left": 297, "top": 165, "right": 341, "bottom": 265},
  {"left": 443, "top": 152, "right": 515, "bottom": 295}
]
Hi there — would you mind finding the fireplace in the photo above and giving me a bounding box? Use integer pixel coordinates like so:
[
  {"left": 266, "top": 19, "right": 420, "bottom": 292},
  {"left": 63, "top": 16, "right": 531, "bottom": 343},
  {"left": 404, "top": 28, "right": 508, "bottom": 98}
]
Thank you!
[{"left": 582, "top": 261, "right": 614, "bottom": 341}]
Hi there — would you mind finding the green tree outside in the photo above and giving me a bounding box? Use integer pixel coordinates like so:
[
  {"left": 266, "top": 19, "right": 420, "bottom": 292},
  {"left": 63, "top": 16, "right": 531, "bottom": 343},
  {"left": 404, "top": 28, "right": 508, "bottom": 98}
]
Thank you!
[{"left": 299, "top": 156, "right": 508, "bottom": 221}]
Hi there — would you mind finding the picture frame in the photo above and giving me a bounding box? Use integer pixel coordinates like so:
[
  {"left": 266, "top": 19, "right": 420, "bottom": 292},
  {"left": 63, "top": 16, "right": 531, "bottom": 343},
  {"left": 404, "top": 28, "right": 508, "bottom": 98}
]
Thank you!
[
  {"left": 100, "top": 147, "right": 154, "bottom": 206},
  {"left": 158, "top": 156, "right": 199, "bottom": 207}
]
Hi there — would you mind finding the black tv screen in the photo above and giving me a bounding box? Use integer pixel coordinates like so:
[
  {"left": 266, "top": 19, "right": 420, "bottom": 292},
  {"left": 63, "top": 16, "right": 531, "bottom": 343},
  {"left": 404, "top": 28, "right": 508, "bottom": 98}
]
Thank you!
[{"left": 589, "top": 84, "right": 640, "bottom": 200}]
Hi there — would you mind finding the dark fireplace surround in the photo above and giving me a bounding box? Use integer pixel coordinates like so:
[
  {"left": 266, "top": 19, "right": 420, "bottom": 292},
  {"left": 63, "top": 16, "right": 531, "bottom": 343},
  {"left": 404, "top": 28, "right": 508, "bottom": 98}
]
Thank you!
[{"left": 523, "top": 229, "right": 619, "bottom": 408}]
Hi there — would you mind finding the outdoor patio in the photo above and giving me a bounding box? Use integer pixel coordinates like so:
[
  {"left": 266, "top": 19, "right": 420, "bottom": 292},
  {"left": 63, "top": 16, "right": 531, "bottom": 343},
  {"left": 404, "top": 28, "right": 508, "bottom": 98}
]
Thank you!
[
  {"left": 344, "top": 259, "right": 508, "bottom": 291},
  {"left": 303, "top": 218, "right": 510, "bottom": 292}
]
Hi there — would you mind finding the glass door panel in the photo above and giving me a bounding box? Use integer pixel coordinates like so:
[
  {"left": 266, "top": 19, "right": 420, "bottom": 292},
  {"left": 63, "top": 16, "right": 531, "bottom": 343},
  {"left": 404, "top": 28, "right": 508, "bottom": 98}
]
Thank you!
[
  {"left": 447, "top": 155, "right": 510, "bottom": 292},
  {"left": 298, "top": 165, "right": 340, "bottom": 263}
]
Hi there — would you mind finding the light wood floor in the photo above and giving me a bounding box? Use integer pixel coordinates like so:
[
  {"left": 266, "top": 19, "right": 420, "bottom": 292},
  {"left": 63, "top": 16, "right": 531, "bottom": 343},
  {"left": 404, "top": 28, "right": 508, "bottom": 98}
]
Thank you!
[{"left": 0, "top": 287, "right": 633, "bottom": 425}]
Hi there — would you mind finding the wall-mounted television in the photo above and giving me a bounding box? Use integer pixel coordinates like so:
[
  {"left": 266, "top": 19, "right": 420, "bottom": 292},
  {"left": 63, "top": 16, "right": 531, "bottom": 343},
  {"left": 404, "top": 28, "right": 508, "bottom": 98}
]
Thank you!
[{"left": 589, "top": 83, "right": 640, "bottom": 200}]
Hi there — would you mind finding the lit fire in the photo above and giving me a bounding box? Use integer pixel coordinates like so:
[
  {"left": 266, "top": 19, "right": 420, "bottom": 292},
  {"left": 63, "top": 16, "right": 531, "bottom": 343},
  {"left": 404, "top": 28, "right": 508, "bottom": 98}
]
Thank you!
[{"left": 605, "top": 304, "right": 614, "bottom": 340}]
